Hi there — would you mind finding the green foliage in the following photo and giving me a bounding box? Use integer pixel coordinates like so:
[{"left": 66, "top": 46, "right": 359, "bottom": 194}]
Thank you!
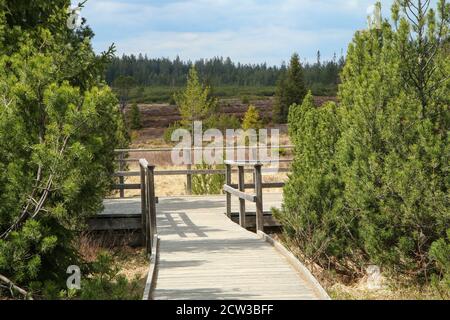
[
  {"left": 128, "top": 103, "right": 141, "bottom": 130},
  {"left": 191, "top": 164, "right": 225, "bottom": 195},
  {"left": 279, "top": 0, "right": 450, "bottom": 281},
  {"left": 113, "top": 75, "right": 136, "bottom": 111},
  {"left": 204, "top": 114, "right": 241, "bottom": 133},
  {"left": 276, "top": 94, "right": 351, "bottom": 269},
  {"left": 105, "top": 55, "right": 344, "bottom": 93},
  {"left": 275, "top": 53, "right": 308, "bottom": 123},
  {"left": 242, "top": 105, "right": 263, "bottom": 131},
  {"left": 164, "top": 121, "right": 184, "bottom": 144},
  {"left": 174, "top": 66, "right": 217, "bottom": 127},
  {"left": 105, "top": 54, "right": 344, "bottom": 104},
  {"left": 78, "top": 252, "right": 141, "bottom": 300},
  {"left": 127, "top": 85, "right": 276, "bottom": 104},
  {"left": 0, "top": 0, "right": 127, "bottom": 298},
  {"left": 429, "top": 230, "right": 450, "bottom": 299}
]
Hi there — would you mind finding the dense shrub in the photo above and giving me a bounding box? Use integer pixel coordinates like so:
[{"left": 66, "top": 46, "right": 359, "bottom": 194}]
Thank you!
[
  {"left": 78, "top": 252, "right": 141, "bottom": 300},
  {"left": 163, "top": 121, "right": 184, "bottom": 144},
  {"left": 275, "top": 93, "right": 355, "bottom": 271},
  {"left": 430, "top": 230, "right": 450, "bottom": 299},
  {"left": 278, "top": 1, "right": 449, "bottom": 281},
  {"left": 0, "top": 0, "right": 127, "bottom": 298},
  {"left": 191, "top": 164, "right": 225, "bottom": 195},
  {"left": 204, "top": 114, "right": 241, "bottom": 133}
]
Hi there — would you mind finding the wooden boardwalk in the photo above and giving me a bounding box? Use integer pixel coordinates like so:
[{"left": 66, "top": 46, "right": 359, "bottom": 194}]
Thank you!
[{"left": 102, "top": 194, "right": 327, "bottom": 300}]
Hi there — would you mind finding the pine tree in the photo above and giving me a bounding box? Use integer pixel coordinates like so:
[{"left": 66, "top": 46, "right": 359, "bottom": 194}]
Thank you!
[
  {"left": 174, "top": 66, "right": 217, "bottom": 128},
  {"left": 113, "top": 75, "right": 136, "bottom": 113},
  {"left": 129, "top": 103, "right": 141, "bottom": 130},
  {"left": 242, "top": 105, "right": 262, "bottom": 131},
  {"left": 274, "top": 53, "right": 307, "bottom": 123},
  {"left": 0, "top": 0, "right": 127, "bottom": 298},
  {"left": 275, "top": 92, "right": 351, "bottom": 270},
  {"left": 337, "top": 0, "right": 449, "bottom": 276},
  {"left": 279, "top": 0, "right": 449, "bottom": 280}
]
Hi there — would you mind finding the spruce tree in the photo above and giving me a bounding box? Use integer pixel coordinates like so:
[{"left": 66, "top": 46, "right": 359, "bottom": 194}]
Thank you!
[
  {"left": 274, "top": 53, "right": 307, "bottom": 123},
  {"left": 129, "top": 103, "right": 142, "bottom": 130},
  {"left": 114, "top": 75, "right": 136, "bottom": 113},
  {"left": 174, "top": 66, "right": 217, "bottom": 128},
  {"left": 242, "top": 105, "right": 262, "bottom": 131}
]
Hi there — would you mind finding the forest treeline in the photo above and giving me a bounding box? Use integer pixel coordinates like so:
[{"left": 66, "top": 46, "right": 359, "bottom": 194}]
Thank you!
[{"left": 105, "top": 53, "right": 345, "bottom": 96}]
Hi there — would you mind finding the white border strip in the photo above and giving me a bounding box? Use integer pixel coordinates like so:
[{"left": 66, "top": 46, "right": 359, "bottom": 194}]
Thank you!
[
  {"left": 142, "top": 235, "right": 159, "bottom": 300},
  {"left": 257, "top": 231, "right": 331, "bottom": 300}
]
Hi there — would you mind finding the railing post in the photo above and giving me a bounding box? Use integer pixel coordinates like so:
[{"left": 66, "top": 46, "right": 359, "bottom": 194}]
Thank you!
[
  {"left": 186, "top": 164, "right": 192, "bottom": 195},
  {"left": 238, "top": 165, "right": 246, "bottom": 228},
  {"left": 225, "top": 164, "right": 231, "bottom": 217},
  {"left": 254, "top": 164, "right": 264, "bottom": 232},
  {"left": 145, "top": 167, "right": 153, "bottom": 255},
  {"left": 148, "top": 165, "right": 157, "bottom": 235},
  {"left": 140, "top": 163, "right": 147, "bottom": 248},
  {"left": 119, "top": 152, "right": 125, "bottom": 198}
]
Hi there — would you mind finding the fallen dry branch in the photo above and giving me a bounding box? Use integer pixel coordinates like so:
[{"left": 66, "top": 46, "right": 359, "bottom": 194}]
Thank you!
[{"left": 0, "top": 274, "right": 33, "bottom": 300}]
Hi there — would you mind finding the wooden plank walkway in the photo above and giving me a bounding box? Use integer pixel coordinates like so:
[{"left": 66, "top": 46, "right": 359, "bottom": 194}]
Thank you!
[{"left": 102, "top": 194, "right": 326, "bottom": 300}]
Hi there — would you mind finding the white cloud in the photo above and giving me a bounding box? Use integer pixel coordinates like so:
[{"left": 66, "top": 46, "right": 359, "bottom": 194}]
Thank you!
[
  {"left": 95, "top": 26, "right": 353, "bottom": 65},
  {"left": 81, "top": 0, "right": 396, "bottom": 64}
]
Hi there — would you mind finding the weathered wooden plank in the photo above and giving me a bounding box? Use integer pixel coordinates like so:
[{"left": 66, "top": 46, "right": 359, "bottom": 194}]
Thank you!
[
  {"left": 88, "top": 217, "right": 141, "bottom": 231},
  {"left": 238, "top": 165, "right": 246, "bottom": 228},
  {"left": 229, "top": 212, "right": 281, "bottom": 228},
  {"left": 225, "top": 164, "right": 231, "bottom": 217},
  {"left": 229, "top": 182, "right": 285, "bottom": 189},
  {"left": 114, "top": 145, "right": 295, "bottom": 153},
  {"left": 223, "top": 185, "right": 256, "bottom": 202},
  {"left": 99, "top": 195, "right": 325, "bottom": 300},
  {"left": 114, "top": 171, "right": 140, "bottom": 177},
  {"left": 113, "top": 184, "right": 141, "bottom": 190},
  {"left": 150, "top": 195, "right": 325, "bottom": 300},
  {"left": 114, "top": 168, "right": 290, "bottom": 178},
  {"left": 254, "top": 164, "right": 264, "bottom": 232}
]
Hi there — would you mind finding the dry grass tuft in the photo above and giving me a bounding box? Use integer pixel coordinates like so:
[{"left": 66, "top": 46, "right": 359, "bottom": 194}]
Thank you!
[
  {"left": 75, "top": 232, "right": 149, "bottom": 294},
  {"left": 272, "top": 233, "right": 446, "bottom": 300}
]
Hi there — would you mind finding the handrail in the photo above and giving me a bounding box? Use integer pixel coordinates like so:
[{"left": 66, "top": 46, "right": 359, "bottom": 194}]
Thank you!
[
  {"left": 113, "top": 161, "right": 292, "bottom": 197},
  {"left": 223, "top": 185, "right": 257, "bottom": 202},
  {"left": 113, "top": 166, "right": 292, "bottom": 178},
  {"left": 223, "top": 162, "right": 265, "bottom": 232},
  {"left": 139, "top": 159, "right": 157, "bottom": 256},
  {"left": 115, "top": 145, "right": 295, "bottom": 153},
  {"left": 114, "top": 146, "right": 293, "bottom": 196}
]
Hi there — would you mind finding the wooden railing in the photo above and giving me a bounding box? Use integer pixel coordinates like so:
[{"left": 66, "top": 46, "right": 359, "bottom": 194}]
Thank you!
[
  {"left": 114, "top": 146, "right": 294, "bottom": 196},
  {"left": 139, "top": 159, "right": 157, "bottom": 255},
  {"left": 223, "top": 160, "right": 286, "bottom": 232}
]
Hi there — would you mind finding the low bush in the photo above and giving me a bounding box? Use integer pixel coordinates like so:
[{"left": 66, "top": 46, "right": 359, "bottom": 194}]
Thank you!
[
  {"left": 429, "top": 230, "right": 450, "bottom": 299},
  {"left": 191, "top": 164, "right": 225, "bottom": 195}
]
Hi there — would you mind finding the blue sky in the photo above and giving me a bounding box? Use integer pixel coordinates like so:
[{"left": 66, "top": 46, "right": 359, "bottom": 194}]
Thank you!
[{"left": 77, "top": 0, "right": 396, "bottom": 65}]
